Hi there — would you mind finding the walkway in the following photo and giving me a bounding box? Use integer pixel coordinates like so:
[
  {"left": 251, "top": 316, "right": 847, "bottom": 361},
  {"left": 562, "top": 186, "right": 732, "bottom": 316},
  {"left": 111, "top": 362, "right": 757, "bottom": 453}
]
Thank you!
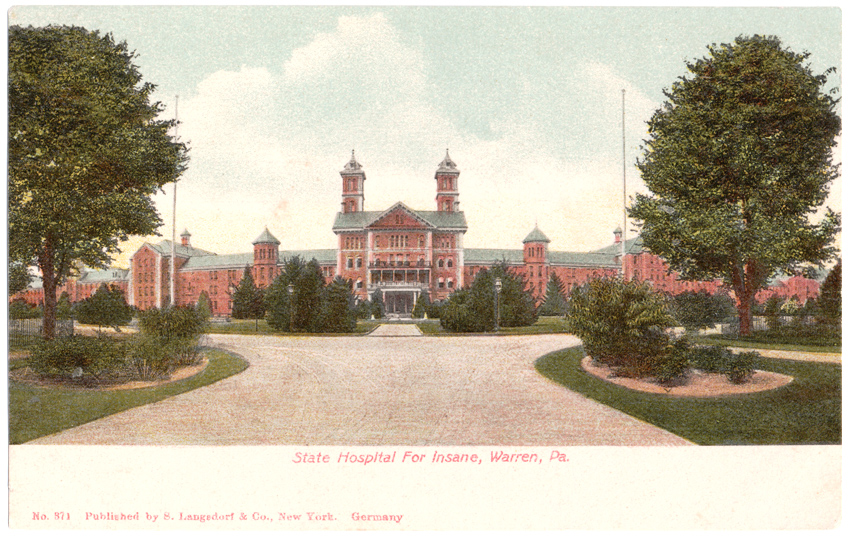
[
  {"left": 28, "top": 334, "right": 691, "bottom": 446},
  {"left": 368, "top": 323, "right": 422, "bottom": 337}
]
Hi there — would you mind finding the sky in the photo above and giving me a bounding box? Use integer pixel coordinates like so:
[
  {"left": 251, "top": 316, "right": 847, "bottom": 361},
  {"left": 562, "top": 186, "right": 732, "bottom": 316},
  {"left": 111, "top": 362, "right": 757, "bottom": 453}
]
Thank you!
[{"left": 8, "top": 6, "right": 843, "bottom": 269}]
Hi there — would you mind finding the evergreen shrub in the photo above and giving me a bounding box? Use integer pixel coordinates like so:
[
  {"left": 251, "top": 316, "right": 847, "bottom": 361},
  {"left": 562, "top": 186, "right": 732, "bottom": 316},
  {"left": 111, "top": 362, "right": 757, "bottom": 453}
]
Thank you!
[{"left": 567, "top": 277, "right": 674, "bottom": 377}]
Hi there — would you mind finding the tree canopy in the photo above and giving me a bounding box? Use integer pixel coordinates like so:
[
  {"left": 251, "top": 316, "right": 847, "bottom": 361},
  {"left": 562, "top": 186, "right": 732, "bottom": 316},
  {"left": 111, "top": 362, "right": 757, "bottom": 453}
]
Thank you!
[
  {"left": 629, "top": 35, "right": 841, "bottom": 335},
  {"left": 8, "top": 25, "right": 187, "bottom": 337}
]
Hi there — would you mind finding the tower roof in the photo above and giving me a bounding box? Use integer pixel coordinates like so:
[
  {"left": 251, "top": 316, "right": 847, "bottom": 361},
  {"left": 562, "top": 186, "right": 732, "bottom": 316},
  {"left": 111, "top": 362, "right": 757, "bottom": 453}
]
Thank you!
[
  {"left": 341, "top": 149, "right": 365, "bottom": 174},
  {"left": 252, "top": 227, "right": 281, "bottom": 245},
  {"left": 523, "top": 225, "right": 550, "bottom": 244},
  {"left": 180, "top": 228, "right": 191, "bottom": 237},
  {"left": 436, "top": 149, "right": 460, "bottom": 175}
]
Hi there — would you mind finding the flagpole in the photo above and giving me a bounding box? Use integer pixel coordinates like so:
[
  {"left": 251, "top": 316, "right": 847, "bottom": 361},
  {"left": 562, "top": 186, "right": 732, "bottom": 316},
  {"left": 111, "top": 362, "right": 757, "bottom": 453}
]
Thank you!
[
  {"left": 170, "top": 95, "right": 178, "bottom": 307},
  {"left": 621, "top": 89, "right": 626, "bottom": 278}
]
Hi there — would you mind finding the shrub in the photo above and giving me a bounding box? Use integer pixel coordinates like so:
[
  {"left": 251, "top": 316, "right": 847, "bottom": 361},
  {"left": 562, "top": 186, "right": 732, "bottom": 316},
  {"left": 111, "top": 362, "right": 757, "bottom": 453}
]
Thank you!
[
  {"left": 682, "top": 345, "right": 759, "bottom": 384},
  {"left": 427, "top": 300, "right": 444, "bottom": 319},
  {"left": 567, "top": 277, "right": 674, "bottom": 377},
  {"left": 9, "top": 299, "right": 40, "bottom": 319},
  {"left": 655, "top": 337, "right": 690, "bottom": 386},
  {"left": 124, "top": 333, "right": 177, "bottom": 380},
  {"left": 671, "top": 290, "right": 736, "bottom": 332},
  {"left": 138, "top": 306, "right": 208, "bottom": 367},
  {"left": 370, "top": 289, "right": 385, "bottom": 320},
  {"left": 439, "top": 264, "right": 537, "bottom": 332},
  {"left": 74, "top": 284, "right": 133, "bottom": 329},
  {"left": 726, "top": 351, "right": 757, "bottom": 384},
  {"left": 686, "top": 345, "right": 732, "bottom": 373},
  {"left": 411, "top": 291, "right": 431, "bottom": 319},
  {"left": 354, "top": 299, "right": 374, "bottom": 320},
  {"left": 29, "top": 335, "right": 123, "bottom": 378}
]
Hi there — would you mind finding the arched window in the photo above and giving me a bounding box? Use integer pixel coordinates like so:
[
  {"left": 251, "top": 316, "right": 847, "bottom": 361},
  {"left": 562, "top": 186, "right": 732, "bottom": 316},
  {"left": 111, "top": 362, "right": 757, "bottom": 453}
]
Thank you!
[
  {"left": 356, "top": 280, "right": 363, "bottom": 289},
  {"left": 356, "top": 257, "right": 362, "bottom": 269},
  {"left": 443, "top": 200, "right": 450, "bottom": 211},
  {"left": 438, "top": 278, "right": 445, "bottom": 289},
  {"left": 447, "top": 279, "right": 454, "bottom": 289},
  {"left": 447, "top": 258, "right": 453, "bottom": 268},
  {"left": 418, "top": 236, "right": 424, "bottom": 248},
  {"left": 438, "top": 258, "right": 444, "bottom": 268}
]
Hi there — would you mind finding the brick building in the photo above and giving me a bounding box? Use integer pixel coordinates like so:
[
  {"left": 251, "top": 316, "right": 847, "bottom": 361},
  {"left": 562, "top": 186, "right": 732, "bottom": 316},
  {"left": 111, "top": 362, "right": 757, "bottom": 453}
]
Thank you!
[{"left": 12, "top": 151, "right": 822, "bottom": 316}]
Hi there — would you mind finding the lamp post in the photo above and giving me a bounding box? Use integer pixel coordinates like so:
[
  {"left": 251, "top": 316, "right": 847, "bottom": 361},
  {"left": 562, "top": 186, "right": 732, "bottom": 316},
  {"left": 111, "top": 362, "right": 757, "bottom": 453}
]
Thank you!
[
  {"left": 287, "top": 283, "right": 295, "bottom": 333},
  {"left": 494, "top": 277, "right": 502, "bottom": 332}
]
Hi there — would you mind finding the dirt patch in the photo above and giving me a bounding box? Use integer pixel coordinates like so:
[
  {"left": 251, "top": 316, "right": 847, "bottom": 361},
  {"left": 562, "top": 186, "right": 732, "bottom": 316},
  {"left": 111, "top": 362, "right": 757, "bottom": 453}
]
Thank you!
[
  {"left": 9, "top": 358, "right": 208, "bottom": 391},
  {"left": 581, "top": 356, "right": 793, "bottom": 397}
]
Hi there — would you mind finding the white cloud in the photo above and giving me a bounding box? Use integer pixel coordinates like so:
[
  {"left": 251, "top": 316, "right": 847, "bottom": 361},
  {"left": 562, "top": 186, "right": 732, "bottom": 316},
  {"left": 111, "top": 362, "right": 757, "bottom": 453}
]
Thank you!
[{"left": 114, "top": 13, "right": 657, "bottom": 266}]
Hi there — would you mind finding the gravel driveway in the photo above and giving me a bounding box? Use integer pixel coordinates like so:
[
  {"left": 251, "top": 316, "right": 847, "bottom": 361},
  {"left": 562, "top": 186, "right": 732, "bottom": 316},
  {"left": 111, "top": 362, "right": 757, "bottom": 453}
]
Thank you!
[{"left": 28, "top": 333, "right": 691, "bottom": 445}]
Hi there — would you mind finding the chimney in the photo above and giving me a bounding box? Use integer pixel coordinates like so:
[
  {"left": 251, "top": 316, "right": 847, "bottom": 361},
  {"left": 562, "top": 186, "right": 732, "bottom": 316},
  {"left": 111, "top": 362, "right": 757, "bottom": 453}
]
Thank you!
[{"left": 614, "top": 226, "right": 623, "bottom": 244}]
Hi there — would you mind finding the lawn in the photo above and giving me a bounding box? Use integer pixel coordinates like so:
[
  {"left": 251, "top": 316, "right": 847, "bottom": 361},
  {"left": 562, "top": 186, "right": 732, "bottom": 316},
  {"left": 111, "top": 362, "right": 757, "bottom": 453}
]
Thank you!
[
  {"left": 535, "top": 347, "right": 841, "bottom": 445},
  {"left": 8, "top": 348, "right": 248, "bottom": 444},
  {"left": 692, "top": 334, "right": 840, "bottom": 354},
  {"left": 417, "top": 315, "right": 569, "bottom": 336},
  {"left": 205, "top": 318, "right": 381, "bottom": 336}
]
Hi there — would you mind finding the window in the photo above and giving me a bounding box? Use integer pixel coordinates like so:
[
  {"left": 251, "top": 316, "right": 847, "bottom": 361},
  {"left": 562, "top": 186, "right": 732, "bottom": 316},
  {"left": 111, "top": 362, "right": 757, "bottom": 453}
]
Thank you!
[
  {"left": 347, "top": 258, "right": 353, "bottom": 269},
  {"left": 438, "top": 278, "right": 445, "bottom": 289},
  {"left": 419, "top": 236, "right": 424, "bottom": 248},
  {"left": 356, "top": 257, "right": 362, "bottom": 269},
  {"left": 447, "top": 258, "right": 453, "bottom": 268},
  {"left": 438, "top": 258, "right": 444, "bottom": 268},
  {"left": 447, "top": 279, "right": 454, "bottom": 289},
  {"left": 356, "top": 280, "right": 363, "bottom": 289}
]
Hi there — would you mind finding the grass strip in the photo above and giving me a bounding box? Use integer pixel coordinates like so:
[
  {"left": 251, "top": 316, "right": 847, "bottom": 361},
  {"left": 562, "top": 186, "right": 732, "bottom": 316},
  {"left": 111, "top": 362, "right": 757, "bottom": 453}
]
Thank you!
[
  {"left": 8, "top": 348, "right": 248, "bottom": 444},
  {"left": 535, "top": 347, "right": 841, "bottom": 445},
  {"left": 205, "top": 319, "right": 380, "bottom": 336},
  {"left": 691, "top": 335, "right": 840, "bottom": 354}
]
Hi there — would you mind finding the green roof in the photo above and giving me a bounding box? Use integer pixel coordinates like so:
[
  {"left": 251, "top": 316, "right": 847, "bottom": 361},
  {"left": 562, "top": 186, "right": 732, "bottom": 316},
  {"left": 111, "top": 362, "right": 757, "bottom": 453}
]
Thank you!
[
  {"left": 522, "top": 226, "right": 550, "bottom": 243},
  {"left": 78, "top": 268, "right": 130, "bottom": 283},
  {"left": 252, "top": 227, "right": 281, "bottom": 245},
  {"left": 548, "top": 251, "right": 618, "bottom": 267},
  {"left": 179, "top": 249, "right": 337, "bottom": 271},
  {"left": 180, "top": 252, "right": 254, "bottom": 270},
  {"left": 464, "top": 249, "right": 524, "bottom": 264},
  {"left": 146, "top": 240, "right": 216, "bottom": 258},
  {"left": 593, "top": 235, "right": 643, "bottom": 256},
  {"left": 280, "top": 249, "right": 337, "bottom": 264},
  {"left": 332, "top": 203, "right": 467, "bottom": 232}
]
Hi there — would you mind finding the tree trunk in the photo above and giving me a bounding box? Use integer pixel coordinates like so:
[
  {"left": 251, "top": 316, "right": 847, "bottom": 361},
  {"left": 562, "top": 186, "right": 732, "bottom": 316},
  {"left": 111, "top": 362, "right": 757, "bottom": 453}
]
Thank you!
[
  {"left": 737, "top": 294, "right": 753, "bottom": 336},
  {"left": 730, "top": 263, "right": 754, "bottom": 336},
  {"left": 38, "top": 236, "right": 57, "bottom": 340}
]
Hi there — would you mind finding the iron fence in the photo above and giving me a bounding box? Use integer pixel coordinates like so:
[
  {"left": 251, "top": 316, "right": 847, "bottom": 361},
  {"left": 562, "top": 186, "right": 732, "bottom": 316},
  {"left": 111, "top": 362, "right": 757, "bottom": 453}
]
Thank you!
[{"left": 8, "top": 318, "right": 75, "bottom": 347}]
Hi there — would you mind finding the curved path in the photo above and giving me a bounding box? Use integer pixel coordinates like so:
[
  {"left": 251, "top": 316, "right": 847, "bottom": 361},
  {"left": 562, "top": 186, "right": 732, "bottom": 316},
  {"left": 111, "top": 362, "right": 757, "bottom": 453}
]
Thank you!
[{"left": 29, "top": 333, "right": 691, "bottom": 445}]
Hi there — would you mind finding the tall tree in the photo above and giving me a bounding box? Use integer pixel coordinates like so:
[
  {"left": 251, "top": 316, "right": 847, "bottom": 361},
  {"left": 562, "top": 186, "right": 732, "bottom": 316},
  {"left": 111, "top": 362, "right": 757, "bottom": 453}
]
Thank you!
[
  {"left": 538, "top": 272, "right": 568, "bottom": 316},
  {"left": 231, "top": 266, "right": 265, "bottom": 320},
  {"left": 817, "top": 260, "right": 841, "bottom": 326},
  {"left": 8, "top": 26, "right": 187, "bottom": 338},
  {"left": 629, "top": 35, "right": 840, "bottom": 335}
]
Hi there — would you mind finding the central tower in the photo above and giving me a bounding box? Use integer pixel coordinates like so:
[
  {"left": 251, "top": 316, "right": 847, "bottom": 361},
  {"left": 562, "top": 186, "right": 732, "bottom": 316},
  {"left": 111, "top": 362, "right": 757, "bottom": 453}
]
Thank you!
[
  {"left": 435, "top": 149, "right": 460, "bottom": 212},
  {"left": 340, "top": 150, "right": 366, "bottom": 213}
]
